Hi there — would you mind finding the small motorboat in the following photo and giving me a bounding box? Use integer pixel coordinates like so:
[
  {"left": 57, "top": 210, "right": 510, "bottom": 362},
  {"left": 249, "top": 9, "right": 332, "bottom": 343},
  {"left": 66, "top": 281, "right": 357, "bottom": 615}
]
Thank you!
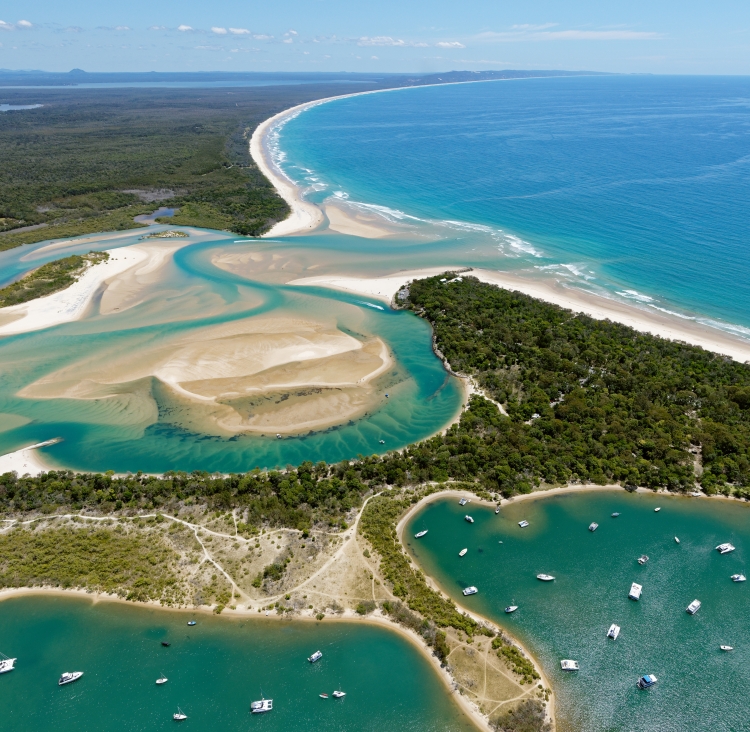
[
  {"left": 716, "top": 543, "right": 736, "bottom": 554},
  {"left": 611, "top": 512, "right": 620, "bottom": 518},
  {"left": 464, "top": 515, "right": 474, "bottom": 523},
  {"left": 589, "top": 522, "right": 598, "bottom": 532},
  {"left": 187, "top": 621, "right": 196, "bottom": 626},
  {"left": 495, "top": 506, "right": 501, "bottom": 515},
  {"left": 459, "top": 498, "right": 468, "bottom": 506},
  {"left": 686, "top": 599, "right": 701, "bottom": 615},
  {"left": 537, "top": 574, "right": 555, "bottom": 581},
  {"left": 505, "top": 605, "right": 518, "bottom": 613},
  {"left": 459, "top": 548, "right": 468, "bottom": 557},
  {"left": 379, "top": 440, "right": 385, "bottom": 444},
  {"left": 674, "top": 537, "right": 680, "bottom": 544},
  {"left": 518, "top": 520, "right": 529, "bottom": 528},
  {"left": 560, "top": 660, "right": 579, "bottom": 671},
  {"left": 332, "top": 689, "right": 346, "bottom": 698},
  {"left": 308, "top": 650, "right": 323, "bottom": 663},
  {"left": 414, "top": 530, "right": 428, "bottom": 538},
  {"left": 173, "top": 707, "right": 188, "bottom": 721},
  {"left": 58, "top": 672, "right": 83, "bottom": 686},
  {"left": 637, "top": 674, "right": 658, "bottom": 689},
  {"left": 629, "top": 582, "right": 643, "bottom": 600},
  {"left": 720, "top": 645, "right": 733, "bottom": 652},
  {"left": 319, "top": 693, "right": 329, "bottom": 699},
  {"left": 0, "top": 653, "right": 16, "bottom": 674},
  {"left": 637, "top": 555, "right": 649, "bottom": 565},
  {"left": 654, "top": 507, "right": 661, "bottom": 513},
  {"left": 251, "top": 698, "right": 273, "bottom": 714},
  {"left": 161, "top": 641, "right": 171, "bottom": 647},
  {"left": 731, "top": 574, "right": 747, "bottom": 582},
  {"left": 156, "top": 674, "right": 168, "bottom": 685},
  {"left": 607, "top": 624, "right": 620, "bottom": 640},
  {"left": 462, "top": 586, "right": 478, "bottom": 596}
]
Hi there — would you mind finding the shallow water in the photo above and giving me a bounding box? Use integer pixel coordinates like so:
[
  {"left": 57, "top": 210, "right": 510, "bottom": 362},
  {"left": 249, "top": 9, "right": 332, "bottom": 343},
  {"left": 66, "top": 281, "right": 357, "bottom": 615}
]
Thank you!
[
  {"left": 405, "top": 492, "right": 750, "bottom": 731},
  {"left": 0, "top": 596, "right": 475, "bottom": 731}
]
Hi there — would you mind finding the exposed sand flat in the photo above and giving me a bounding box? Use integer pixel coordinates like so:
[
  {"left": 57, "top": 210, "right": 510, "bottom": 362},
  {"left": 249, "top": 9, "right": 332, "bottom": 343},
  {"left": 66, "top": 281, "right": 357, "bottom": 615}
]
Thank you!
[
  {"left": 290, "top": 267, "right": 750, "bottom": 363},
  {"left": 0, "top": 439, "right": 57, "bottom": 476},
  {"left": 324, "top": 203, "right": 393, "bottom": 239},
  {"left": 0, "top": 247, "right": 149, "bottom": 336}
]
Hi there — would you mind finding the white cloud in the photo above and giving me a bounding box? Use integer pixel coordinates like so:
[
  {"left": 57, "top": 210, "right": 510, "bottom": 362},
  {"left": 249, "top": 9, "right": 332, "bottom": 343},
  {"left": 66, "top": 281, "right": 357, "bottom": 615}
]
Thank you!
[
  {"left": 358, "top": 36, "right": 428, "bottom": 47},
  {"left": 149, "top": 25, "right": 167, "bottom": 31},
  {"left": 511, "top": 23, "right": 557, "bottom": 31},
  {"left": 114, "top": 26, "right": 131, "bottom": 31},
  {"left": 0, "top": 21, "right": 14, "bottom": 31},
  {"left": 371, "top": 55, "right": 379, "bottom": 59},
  {"left": 478, "top": 28, "right": 663, "bottom": 42},
  {"left": 0, "top": 19, "right": 34, "bottom": 31},
  {"left": 288, "top": 29, "right": 298, "bottom": 35},
  {"left": 253, "top": 34, "right": 272, "bottom": 40},
  {"left": 17, "top": 20, "right": 32, "bottom": 28},
  {"left": 212, "top": 27, "right": 227, "bottom": 34},
  {"left": 177, "top": 24, "right": 194, "bottom": 32},
  {"left": 229, "top": 27, "right": 250, "bottom": 35},
  {"left": 435, "top": 41, "right": 465, "bottom": 48},
  {"left": 283, "top": 38, "right": 293, "bottom": 44}
]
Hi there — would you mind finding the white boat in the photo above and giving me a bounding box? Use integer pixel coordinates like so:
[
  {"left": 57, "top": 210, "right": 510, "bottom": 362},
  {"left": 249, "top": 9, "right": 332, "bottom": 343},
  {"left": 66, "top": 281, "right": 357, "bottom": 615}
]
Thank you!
[
  {"left": 654, "top": 507, "right": 661, "bottom": 512},
  {"left": 686, "top": 599, "right": 701, "bottom": 615},
  {"left": 674, "top": 537, "right": 680, "bottom": 544},
  {"left": 308, "top": 650, "right": 323, "bottom": 663},
  {"left": 459, "top": 548, "right": 468, "bottom": 557},
  {"left": 251, "top": 698, "right": 273, "bottom": 714},
  {"left": 173, "top": 707, "right": 188, "bottom": 721},
  {"left": 459, "top": 498, "right": 468, "bottom": 506},
  {"left": 611, "top": 512, "right": 620, "bottom": 518},
  {"left": 629, "top": 582, "right": 643, "bottom": 600},
  {"left": 464, "top": 515, "right": 474, "bottom": 523},
  {"left": 720, "top": 645, "right": 733, "bottom": 651},
  {"left": 589, "top": 522, "right": 598, "bottom": 532},
  {"left": 187, "top": 620, "right": 196, "bottom": 626},
  {"left": 156, "top": 674, "right": 168, "bottom": 685},
  {"left": 58, "top": 672, "right": 83, "bottom": 686},
  {"left": 0, "top": 653, "right": 16, "bottom": 674},
  {"left": 505, "top": 605, "right": 518, "bottom": 613},
  {"left": 637, "top": 674, "right": 658, "bottom": 689},
  {"left": 537, "top": 574, "right": 555, "bottom": 581},
  {"left": 607, "top": 624, "right": 620, "bottom": 640},
  {"left": 495, "top": 506, "right": 501, "bottom": 515},
  {"left": 320, "top": 693, "right": 329, "bottom": 698},
  {"left": 332, "top": 689, "right": 346, "bottom": 698},
  {"left": 462, "top": 586, "right": 478, "bottom": 596},
  {"left": 518, "top": 520, "right": 529, "bottom": 528},
  {"left": 560, "top": 660, "right": 579, "bottom": 671},
  {"left": 731, "top": 574, "right": 746, "bottom": 582},
  {"left": 716, "top": 543, "right": 736, "bottom": 554},
  {"left": 414, "top": 530, "right": 428, "bottom": 538},
  {"left": 637, "top": 555, "right": 649, "bottom": 565}
]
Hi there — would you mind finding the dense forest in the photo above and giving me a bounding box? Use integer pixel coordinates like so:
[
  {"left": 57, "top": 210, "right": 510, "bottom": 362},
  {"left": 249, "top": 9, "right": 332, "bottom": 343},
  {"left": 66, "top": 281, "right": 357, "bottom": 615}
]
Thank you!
[{"left": 0, "top": 82, "right": 372, "bottom": 249}]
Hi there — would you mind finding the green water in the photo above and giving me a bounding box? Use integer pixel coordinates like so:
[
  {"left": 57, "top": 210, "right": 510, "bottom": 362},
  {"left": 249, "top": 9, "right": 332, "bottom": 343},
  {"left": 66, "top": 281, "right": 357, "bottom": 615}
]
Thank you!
[
  {"left": 405, "top": 492, "right": 750, "bottom": 731},
  {"left": 0, "top": 596, "right": 476, "bottom": 731}
]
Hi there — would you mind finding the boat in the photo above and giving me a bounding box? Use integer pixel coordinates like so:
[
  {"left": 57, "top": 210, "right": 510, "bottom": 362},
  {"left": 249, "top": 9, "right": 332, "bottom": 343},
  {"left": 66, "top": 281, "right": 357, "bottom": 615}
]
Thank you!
[
  {"left": 156, "top": 674, "right": 168, "bottom": 685},
  {"left": 611, "top": 512, "right": 620, "bottom": 518},
  {"left": 518, "top": 520, "right": 529, "bottom": 528},
  {"left": 251, "top": 698, "right": 273, "bottom": 714},
  {"left": 731, "top": 574, "right": 746, "bottom": 582},
  {"left": 629, "top": 582, "right": 643, "bottom": 600},
  {"left": 686, "top": 599, "right": 702, "bottom": 615},
  {"left": 637, "top": 555, "right": 649, "bottom": 565},
  {"left": 58, "top": 672, "right": 83, "bottom": 686},
  {"left": 161, "top": 641, "right": 171, "bottom": 647},
  {"left": 589, "top": 522, "right": 598, "bottom": 532},
  {"left": 560, "top": 660, "right": 579, "bottom": 671},
  {"left": 654, "top": 507, "right": 661, "bottom": 512},
  {"left": 716, "top": 543, "right": 736, "bottom": 554},
  {"left": 675, "top": 537, "right": 680, "bottom": 544},
  {"left": 505, "top": 605, "right": 518, "bottom": 613},
  {"left": 319, "top": 693, "right": 329, "bottom": 699},
  {"left": 332, "top": 689, "right": 346, "bottom": 698},
  {"left": 495, "top": 506, "right": 501, "bottom": 515},
  {"left": 607, "top": 624, "right": 620, "bottom": 640},
  {"left": 414, "top": 530, "right": 428, "bottom": 538},
  {"left": 187, "top": 621, "right": 196, "bottom": 626},
  {"left": 459, "top": 548, "right": 468, "bottom": 557},
  {"left": 537, "top": 574, "right": 555, "bottom": 581},
  {"left": 462, "top": 586, "right": 478, "bottom": 596},
  {"left": 379, "top": 440, "right": 385, "bottom": 444},
  {"left": 0, "top": 653, "right": 16, "bottom": 674},
  {"left": 464, "top": 515, "right": 474, "bottom": 523},
  {"left": 308, "top": 650, "right": 323, "bottom": 663},
  {"left": 637, "top": 674, "right": 658, "bottom": 689},
  {"left": 173, "top": 707, "right": 188, "bottom": 721},
  {"left": 459, "top": 498, "right": 468, "bottom": 506},
  {"left": 720, "top": 645, "right": 733, "bottom": 651}
]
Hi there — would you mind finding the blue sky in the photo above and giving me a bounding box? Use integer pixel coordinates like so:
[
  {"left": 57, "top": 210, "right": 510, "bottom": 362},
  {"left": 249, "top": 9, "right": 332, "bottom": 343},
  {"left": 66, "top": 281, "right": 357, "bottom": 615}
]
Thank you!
[{"left": 1, "top": 0, "right": 749, "bottom": 74}]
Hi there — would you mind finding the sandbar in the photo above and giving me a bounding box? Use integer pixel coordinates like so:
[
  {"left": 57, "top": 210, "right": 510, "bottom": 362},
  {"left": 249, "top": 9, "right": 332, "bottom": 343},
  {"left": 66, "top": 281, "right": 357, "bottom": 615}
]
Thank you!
[{"left": 0, "top": 439, "right": 57, "bottom": 477}]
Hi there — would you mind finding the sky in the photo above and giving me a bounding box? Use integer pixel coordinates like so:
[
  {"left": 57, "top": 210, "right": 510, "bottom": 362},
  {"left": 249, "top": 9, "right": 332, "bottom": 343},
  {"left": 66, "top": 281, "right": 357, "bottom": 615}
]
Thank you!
[{"left": 1, "top": 0, "right": 749, "bottom": 75}]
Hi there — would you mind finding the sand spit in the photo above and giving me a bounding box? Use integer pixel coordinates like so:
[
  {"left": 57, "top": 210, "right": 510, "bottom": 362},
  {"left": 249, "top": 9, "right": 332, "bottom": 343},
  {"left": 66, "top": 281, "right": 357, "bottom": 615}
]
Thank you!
[
  {"left": 290, "top": 267, "right": 750, "bottom": 364},
  {"left": 0, "top": 439, "right": 58, "bottom": 476},
  {"left": 324, "top": 203, "right": 394, "bottom": 239}
]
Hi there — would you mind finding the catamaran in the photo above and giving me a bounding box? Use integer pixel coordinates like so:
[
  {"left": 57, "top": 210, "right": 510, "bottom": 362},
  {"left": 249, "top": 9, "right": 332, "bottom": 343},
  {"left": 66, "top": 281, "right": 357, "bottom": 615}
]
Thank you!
[
  {"left": 716, "top": 543, "right": 736, "bottom": 554},
  {"left": 58, "top": 672, "right": 83, "bottom": 686},
  {"left": 637, "top": 674, "right": 658, "bottom": 689},
  {"left": 462, "top": 586, "right": 478, "bottom": 596},
  {"left": 731, "top": 574, "right": 746, "bottom": 582},
  {"left": 414, "top": 530, "right": 428, "bottom": 538},
  {"left": 629, "top": 582, "right": 643, "bottom": 600},
  {"left": 537, "top": 574, "right": 555, "bottom": 581},
  {"left": 308, "top": 650, "right": 323, "bottom": 663},
  {"left": 560, "top": 660, "right": 579, "bottom": 671},
  {"left": 332, "top": 688, "right": 346, "bottom": 698},
  {"left": 686, "top": 599, "right": 701, "bottom": 615},
  {"left": 464, "top": 515, "right": 474, "bottom": 523},
  {"left": 173, "top": 707, "right": 188, "bottom": 721},
  {"left": 0, "top": 653, "right": 16, "bottom": 674},
  {"left": 459, "top": 548, "right": 468, "bottom": 557},
  {"left": 518, "top": 520, "right": 529, "bottom": 528},
  {"left": 251, "top": 698, "right": 273, "bottom": 714},
  {"left": 607, "top": 624, "right": 620, "bottom": 640},
  {"left": 588, "top": 522, "right": 598, "bottom": 532},
  {"left": 459, "top": 498, "right": 468, "bottom": 506}
]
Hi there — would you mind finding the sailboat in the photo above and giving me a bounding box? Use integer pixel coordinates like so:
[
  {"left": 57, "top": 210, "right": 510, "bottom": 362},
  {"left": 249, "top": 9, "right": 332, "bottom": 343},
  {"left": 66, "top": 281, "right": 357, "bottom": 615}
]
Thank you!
[
  {"left": 173, "top": 707, "right": 187, "bottom": 721},
  {"left": 0, "top": 653, "right": 16, "bottom": 674},
  {"left": 156, "top": 673, "right": 168, "bottom": 685}
]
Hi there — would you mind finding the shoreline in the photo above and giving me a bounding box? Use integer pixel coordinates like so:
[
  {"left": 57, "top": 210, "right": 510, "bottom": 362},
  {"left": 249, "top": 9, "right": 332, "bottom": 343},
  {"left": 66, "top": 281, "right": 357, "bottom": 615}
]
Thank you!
[{"left": 0, "top": 586, "right": 491, "bottom": 731}]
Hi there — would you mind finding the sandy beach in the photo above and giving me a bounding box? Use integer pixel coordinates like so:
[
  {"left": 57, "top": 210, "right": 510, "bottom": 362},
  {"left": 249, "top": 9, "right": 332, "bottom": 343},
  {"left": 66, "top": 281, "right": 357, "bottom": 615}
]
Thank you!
[{"left": 0, "top": 439, "right": 57, "bottom": 476}]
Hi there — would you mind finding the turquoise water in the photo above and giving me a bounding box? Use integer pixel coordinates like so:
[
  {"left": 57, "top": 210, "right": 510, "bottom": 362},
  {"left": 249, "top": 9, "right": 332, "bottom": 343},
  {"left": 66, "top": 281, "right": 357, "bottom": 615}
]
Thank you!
[
  {"left": 277, "top": 75, "right": 750, "bottom": 338},
  {"left": 405, "top": 492, "right": 750, "bottom": 731},
  {"left": 0, "top": 232, "right": 462, "bottom": 472},
  {"left": 0, "top": 596, "right": 475, "bottom": 731}
]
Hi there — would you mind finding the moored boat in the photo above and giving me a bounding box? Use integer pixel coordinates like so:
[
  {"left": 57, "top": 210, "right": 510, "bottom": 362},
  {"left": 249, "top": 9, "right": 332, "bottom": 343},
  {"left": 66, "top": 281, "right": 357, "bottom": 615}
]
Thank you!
[
  {"left": 637, "top": 555, "right": 649, "bottom": 565},
  {"left": 716, "top": 543, "right": 736, "bottom": 554},
  {"left": 560, "top": 659, "right": 579, "bottom": 671},
  {"left": 629, "top": 582, "right": 643, "bottom": 600},
  {"left": 0, "top": 653, "right": 16, "bottom": 674},
  {"left": 161, "top": 641, "right": 171, "bottom": 647},
  {"left": 251, "top": 698, "right": 273, "bottom": 714},
  {"left": 156, "top": 674, "right": 168, "bottom": 685},
  {"left": 320, "top": 693, "right": 329, "bottom": 698},
  {"left": 414, "top": 530, "right": 428, "bottom": 538},
  {"left": 686, "top": 599, "right": 701, "bottom": 615},
  {"left": 607, "top": 624, "right": 620, "bottom": 640},
  {"left": 589, "top": 522, "right": 598, "bottom": 532},
  {"left": 462, "top": 586, "right": 478, "bottom": 596},
  {"left": 308, "top": 650, "right": 323, "bottom": 663},
  {"left": 187, "top": 620, "right": 196, "bottom": 626},
  {"left": 459, "top": 548, "right": 468, "bottom": 557},
  {"left": 654, "top": 507, "right": 661, "bottom": 512},
  {"left": 459, "top": 498, "right": 468, "bottom": 506},
  {"left": 505, "top": 605, "right": 518, "bottom": 613},
  {"left": 637, "top": 674, "right": 658, "bottom": 689},
  {"left": 537, "top": 574, "right": 555, "bottom": 581},
  {"left": 518, "top": 520, "right": 529, "bottom": 528},
  {"left": 674, "top": 537, "right": 680, "bottom": 544},
  {"left": 731, "top": 574, "right": 746, "bottom": 582},
  {"left": 332, "top": 688, "right": 346, "bottom": 698},
  {"left": 173, "top": 707, "right": 187, "bottom": 721},
  {"left": 58, "top": 672, "right": 83, "bottom": 686},
  {"left": 464, "top": 515, "right": 474, "bottom": 523},
  {"left": 720, "top": 645, "right": 733, "bottom": 651},
  {"left": 495, "top": 506, "right": 501, "bottom": 515},
  {"left": 611, "top": 512, "right": 620, "bottom": 518}
]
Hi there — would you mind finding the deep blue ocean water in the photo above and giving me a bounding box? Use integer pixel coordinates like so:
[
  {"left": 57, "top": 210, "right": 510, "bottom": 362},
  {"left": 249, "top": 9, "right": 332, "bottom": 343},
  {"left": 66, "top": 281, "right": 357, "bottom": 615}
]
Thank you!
[{"left": 277, "top": 75, "right": 750, "bottom": 337}]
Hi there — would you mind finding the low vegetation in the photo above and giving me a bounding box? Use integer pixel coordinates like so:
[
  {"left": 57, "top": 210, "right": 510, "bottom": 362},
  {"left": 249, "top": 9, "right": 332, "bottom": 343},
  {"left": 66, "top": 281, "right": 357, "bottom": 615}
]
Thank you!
[
  {"left": 492, "top": 700, "right": 551, "bottom": 732},
  {"left": 0, "top": 251, "right": 108, "bottom": 307}
]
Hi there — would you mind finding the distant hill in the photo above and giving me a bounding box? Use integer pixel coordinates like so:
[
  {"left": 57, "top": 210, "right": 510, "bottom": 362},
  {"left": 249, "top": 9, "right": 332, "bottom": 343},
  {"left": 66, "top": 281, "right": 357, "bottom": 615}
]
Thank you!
[{"left": 388, "top": 69, "right": 613, "bottom": 87}]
